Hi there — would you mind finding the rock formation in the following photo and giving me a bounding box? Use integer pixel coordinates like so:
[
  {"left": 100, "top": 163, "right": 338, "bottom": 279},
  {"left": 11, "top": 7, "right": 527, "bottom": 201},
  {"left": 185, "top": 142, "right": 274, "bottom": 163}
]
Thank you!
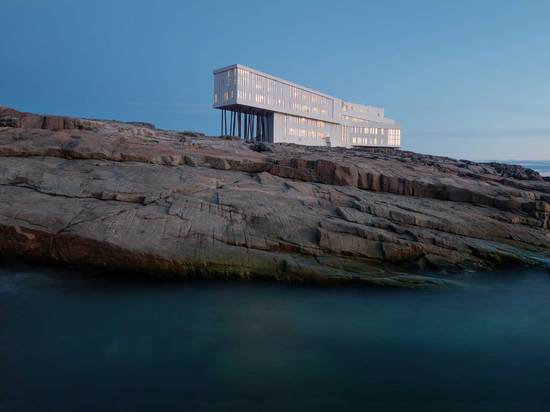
[{"left": 0, "top": 106, "right": 548, "bottom": 288}]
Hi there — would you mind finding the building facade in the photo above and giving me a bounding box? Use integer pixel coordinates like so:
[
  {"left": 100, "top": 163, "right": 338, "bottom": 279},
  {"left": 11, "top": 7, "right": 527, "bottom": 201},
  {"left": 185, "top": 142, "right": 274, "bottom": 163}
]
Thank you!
[{"left": 213, "top": 64, "right": 401, "bottom": 149}]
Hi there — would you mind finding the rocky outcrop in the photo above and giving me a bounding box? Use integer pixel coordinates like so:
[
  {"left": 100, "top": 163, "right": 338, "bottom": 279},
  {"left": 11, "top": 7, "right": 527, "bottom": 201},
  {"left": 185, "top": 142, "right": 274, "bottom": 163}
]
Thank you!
[{"left": 0, "top": 106, "right": 548, "bottom": 288}]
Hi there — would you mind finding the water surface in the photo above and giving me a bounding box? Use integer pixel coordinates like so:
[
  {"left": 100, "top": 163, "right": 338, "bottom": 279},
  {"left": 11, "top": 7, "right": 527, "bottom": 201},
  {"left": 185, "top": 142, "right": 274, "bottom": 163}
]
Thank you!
[
  {"left": 511, "top": 160, "right": 550, "bottom": 177},
  {"left": 1, "top": 265, "right": 550, "bottom": 411}
]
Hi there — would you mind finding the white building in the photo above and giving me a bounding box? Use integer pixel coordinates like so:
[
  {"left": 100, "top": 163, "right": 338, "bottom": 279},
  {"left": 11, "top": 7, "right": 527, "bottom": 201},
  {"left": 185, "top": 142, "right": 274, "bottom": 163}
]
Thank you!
[{"left": 213, "top": 64, "right": 401, "bottom": 149}]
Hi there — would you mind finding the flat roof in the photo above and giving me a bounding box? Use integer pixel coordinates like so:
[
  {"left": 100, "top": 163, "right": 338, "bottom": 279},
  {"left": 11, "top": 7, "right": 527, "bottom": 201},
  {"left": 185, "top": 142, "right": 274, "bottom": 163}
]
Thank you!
[{"left": 213, "top": 64, "right": 384, "bottom": 112}]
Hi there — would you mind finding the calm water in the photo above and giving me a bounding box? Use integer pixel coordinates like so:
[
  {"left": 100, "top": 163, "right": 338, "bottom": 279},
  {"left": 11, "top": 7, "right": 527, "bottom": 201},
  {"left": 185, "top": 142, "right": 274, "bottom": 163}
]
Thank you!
[{"left": 1, "top": 265, "right": 550, "bottom": 412}]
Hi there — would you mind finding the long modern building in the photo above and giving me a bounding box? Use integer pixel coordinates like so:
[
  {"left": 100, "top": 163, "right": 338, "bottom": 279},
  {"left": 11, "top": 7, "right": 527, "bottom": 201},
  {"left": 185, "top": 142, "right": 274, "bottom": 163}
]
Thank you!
[{"left": 213, "top": 64, "right": 401, "bottom": 149}]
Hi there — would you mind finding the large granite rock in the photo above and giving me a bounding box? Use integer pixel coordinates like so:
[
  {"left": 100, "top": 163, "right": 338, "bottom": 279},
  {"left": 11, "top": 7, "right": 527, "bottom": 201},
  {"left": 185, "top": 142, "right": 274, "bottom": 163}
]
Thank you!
[{"left": 0, "top": 106, "right": 548, "bottom": 288}]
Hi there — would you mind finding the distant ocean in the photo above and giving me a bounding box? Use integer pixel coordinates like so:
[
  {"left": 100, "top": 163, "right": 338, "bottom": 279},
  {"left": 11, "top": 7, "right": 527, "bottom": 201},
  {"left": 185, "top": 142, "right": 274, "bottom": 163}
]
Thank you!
[
  {"left": 496, "top": 160, "right": 550, "bottom": 177},
  {"left": 515, "top": 160, "right": 550, "bottom": 177}
]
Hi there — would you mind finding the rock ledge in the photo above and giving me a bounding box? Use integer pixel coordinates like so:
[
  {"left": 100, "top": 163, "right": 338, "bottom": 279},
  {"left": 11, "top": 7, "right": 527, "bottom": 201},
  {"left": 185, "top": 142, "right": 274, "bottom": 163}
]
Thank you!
[{"left": 0, "top": 106, "right": 548, "bottom": 288}]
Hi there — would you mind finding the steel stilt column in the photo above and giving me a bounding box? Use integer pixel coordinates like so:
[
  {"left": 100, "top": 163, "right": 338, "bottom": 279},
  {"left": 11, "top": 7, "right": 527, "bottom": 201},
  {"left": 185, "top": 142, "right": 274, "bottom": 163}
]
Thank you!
[
  {"left": 224, "top": 110, "right": 227, "bottom": 136},
  {"left": 238, "top": 110, "right": 242, "bottom": 138},
  {"left": 244, "top": 113, "right": 248, "bottom": 141},
  {"left": 260, "top": 115, "right": 265, "bottom": 142}
]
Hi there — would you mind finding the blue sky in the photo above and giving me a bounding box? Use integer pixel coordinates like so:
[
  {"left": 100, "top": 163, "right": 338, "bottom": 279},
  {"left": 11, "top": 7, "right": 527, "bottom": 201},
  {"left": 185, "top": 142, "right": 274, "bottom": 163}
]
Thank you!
[{"left": 1, "top": 0, "right": 549, "bottom": 160}]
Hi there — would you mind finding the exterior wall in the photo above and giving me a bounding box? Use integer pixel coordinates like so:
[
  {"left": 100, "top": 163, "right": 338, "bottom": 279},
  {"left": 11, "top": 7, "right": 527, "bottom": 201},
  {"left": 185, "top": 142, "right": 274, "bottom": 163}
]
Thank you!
[
  {"left": 344, "top": 124, "right": 401, "bottom": 147},
  {"left": 273, "top": 113, "right": 400, "bottom": 147},
  {"left": 214, "top": 65, "right": 337, "bottom": 123},
  {"left": 273, "top": 112, "right": 339, "bottom": 147},
  {"left": 341, "top": 102, "right": 384, "bottom": 121},
  {"left": 213, "top": 67, "right": 238, "bottom": 107},
  {"left": 213, "top": 64, "right": 401, "bottom": 148}
]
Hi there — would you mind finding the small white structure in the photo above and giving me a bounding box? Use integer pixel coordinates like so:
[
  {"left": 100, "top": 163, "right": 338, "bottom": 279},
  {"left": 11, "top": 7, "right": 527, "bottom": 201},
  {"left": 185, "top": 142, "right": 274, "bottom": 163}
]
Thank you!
[{"left": 213, "top": 64, "right": 401, "bottom": 149}]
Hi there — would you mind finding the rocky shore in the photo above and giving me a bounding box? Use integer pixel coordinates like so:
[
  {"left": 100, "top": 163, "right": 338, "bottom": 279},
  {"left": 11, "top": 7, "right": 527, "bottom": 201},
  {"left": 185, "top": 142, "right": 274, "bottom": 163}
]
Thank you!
[{"left": 0, "top": 106, "right": 548, "bottom": 288}]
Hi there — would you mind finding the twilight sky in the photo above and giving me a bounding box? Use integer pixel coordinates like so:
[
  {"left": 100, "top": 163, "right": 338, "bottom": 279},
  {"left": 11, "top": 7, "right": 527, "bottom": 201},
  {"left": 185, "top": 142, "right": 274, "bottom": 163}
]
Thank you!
[{"left": 1, "top": 0, "right": 549, "bottom": 160}]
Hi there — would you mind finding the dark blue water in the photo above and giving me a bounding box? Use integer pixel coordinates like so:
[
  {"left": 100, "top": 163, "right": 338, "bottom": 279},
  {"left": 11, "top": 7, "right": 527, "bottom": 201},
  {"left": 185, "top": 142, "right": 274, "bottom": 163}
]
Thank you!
[{"left": 1, "top": 265, "right": 550, "bottom": 412}]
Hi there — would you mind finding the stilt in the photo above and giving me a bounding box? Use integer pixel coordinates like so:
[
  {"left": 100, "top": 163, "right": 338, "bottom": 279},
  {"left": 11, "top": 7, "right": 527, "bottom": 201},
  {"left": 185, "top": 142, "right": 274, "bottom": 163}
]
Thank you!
[
  {"left": 244, "top": 113, "right": 248, "bottom": 141},
  {"left": 260, "top": 115, "right": 264, "bottom": 142},
  {"left": 238, "top": 110, "right": 242, "bottom": 138},
  {"left": 224, "top": 110, "right": 227, "bottom": 136},
  {"left": 250, "top": 114, "right": 253, "bottom": 140}
]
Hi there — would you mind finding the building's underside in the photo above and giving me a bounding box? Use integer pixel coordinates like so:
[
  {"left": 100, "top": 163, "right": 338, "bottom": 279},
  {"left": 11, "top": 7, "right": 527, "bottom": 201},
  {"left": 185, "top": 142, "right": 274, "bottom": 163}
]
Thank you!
[{"left": 219, "top": 105, "right": 273, "bottom": 142}]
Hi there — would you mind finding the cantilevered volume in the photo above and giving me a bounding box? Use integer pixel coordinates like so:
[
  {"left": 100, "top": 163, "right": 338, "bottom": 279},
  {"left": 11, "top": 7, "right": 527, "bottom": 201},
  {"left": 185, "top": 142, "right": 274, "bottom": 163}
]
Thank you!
[{"left": 213, "top": 64, "right": 401, "bottom": 148}]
